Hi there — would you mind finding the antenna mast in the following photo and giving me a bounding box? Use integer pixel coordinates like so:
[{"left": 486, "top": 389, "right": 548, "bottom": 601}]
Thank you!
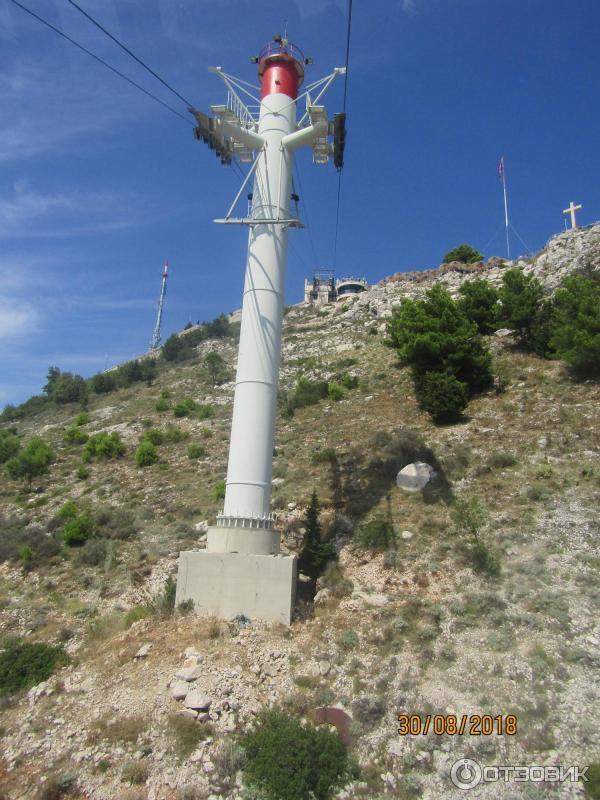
[{"left": 150, "top": 260, "right": 169, "bottom": 351}]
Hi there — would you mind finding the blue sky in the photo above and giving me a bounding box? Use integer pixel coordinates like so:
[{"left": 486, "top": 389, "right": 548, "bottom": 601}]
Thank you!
[{"left": 1, "top": 0, "right": 599, "bottom": 407}]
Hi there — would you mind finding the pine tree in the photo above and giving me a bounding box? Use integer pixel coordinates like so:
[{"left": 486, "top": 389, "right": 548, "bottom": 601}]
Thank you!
[{"left": 298, "top": 491, "right": 336, "bottom": 580}]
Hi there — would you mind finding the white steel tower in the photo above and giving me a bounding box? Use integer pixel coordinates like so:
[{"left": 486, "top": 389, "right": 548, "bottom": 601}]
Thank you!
[
  {"left": 150, "top": 260, "right": 169, "bottom": 351},
  {"left": 176, "top": 35, "right": 346, "bottom": 623}
]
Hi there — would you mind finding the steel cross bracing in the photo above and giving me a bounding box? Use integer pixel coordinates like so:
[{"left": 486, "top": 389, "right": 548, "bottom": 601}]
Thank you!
[{"left": 190, "top": 67, "right": 345, "bottom": 226}]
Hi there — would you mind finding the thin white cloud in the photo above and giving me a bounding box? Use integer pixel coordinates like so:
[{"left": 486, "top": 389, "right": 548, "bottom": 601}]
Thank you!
[
  {"left": 293, "top": 0, "right": 346, "bottom": 19},
  {"left": 0, "top": 299, "right": 40, "bottom": 340},
  {"left": 402, "top": 0, "right": 417, "bottom": 13},
  {"left": 0, "top": 180, "right": 138, "bottom": 239}
]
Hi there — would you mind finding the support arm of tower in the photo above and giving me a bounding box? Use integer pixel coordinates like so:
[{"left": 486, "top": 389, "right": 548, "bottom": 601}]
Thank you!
[
  {"left": 219, "top": 119, "right": 265, "bottom": 151},
  {"left": 281, "top": 119, "right": 328, "bottom": 153}
]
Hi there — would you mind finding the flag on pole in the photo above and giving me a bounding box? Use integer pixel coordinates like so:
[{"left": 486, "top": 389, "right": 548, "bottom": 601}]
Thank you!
[{"left": 498, "top": 156, "right": 505, "bottom": 181}]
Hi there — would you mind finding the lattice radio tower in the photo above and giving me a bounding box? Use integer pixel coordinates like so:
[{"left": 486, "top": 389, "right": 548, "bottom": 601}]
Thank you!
[{"left": 150, "top": 260, "right": 169, "bottom": 351}]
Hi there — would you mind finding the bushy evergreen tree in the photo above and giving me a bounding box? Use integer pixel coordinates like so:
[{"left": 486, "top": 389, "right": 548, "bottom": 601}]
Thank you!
[
  {"left": 5, "top": 437, "right": 53, "bottom": 486},
  {"left": 387, "top": 285, "right": 494, "bottom": 422},
  {"left": 162, "top": 334, "right": 187, "bottom": 362},
  {"left": 0, "top": 429, "right": 20, "bottom": 464},
  {"left": 498, "top": 269, "right": 545, "bottom": 349},
  {"left": 413, "top": 371, "right": 469, "bottom": 423},
  {"left": 443, "top": 243, "right": 483, "bottom": 264},
  {"left": 135, "top": 440, "right": 159, "bottom": 468},
  {"left": 240, "top": 708, "right": 353, "bottom": 800},
  {"left": 204, "top": 351, "right": 228, "bottom": 385},
  {"left": 298, "top": 491, "right": 336, "bottom": 580},
  {"left": 458, "top": 278, "right": 500, "bottom": 334},
  {"left": 90, "top": 372, "right": 117, "bottom": 394},
  {"left": 43, "top": 367, "right": 87, "bottom": 405},
  {"left": 549, "top": 275, "right": 600, "bottom": 377}
]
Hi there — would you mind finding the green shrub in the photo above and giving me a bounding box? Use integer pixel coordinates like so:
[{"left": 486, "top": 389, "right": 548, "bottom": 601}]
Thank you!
[
  {"left": 339, "top": 372, "right": 359, "bottom": 389},
  {"left": 77, "top": 538, "right": 108, "bottom": 566},
  {"left": 83, "top": 432, "right": 125, "bottom": 462},
  {"left": 285, "top": 377, "right": 329, "bottom": 416},
  {"left": 75, "top": 412, "right": 90, "bottom": 426},
  {"left": 135, "top": 441, "right": 158, "bottom": 468},
  {"left": 355, "top": 518, "right": 396, "bottom": 551},
  {"left": 5, "top": 436, "right": 53, "bottom": 486},
  {"left": 487, "top": 451, "right": 517, "bottom": 469},
  {"left": 143, "top": 428, "right": 164, "bottom": 446},
  {"left": 196, "top": 404, "right": 215, "bottom": 420},
  {"left": 0, "top": 516, "right": 61, "bottom": 565},
  {"left": 76, "top": 465, "right": 89, "bottom": 481},
  {"left": 215, "top": 480, "right": 226, "bottom": 502},
  {"left": 89, "top": 371, "right": 118, "bottom": 394},
  {"left": 310, "top": 448, "right": 336, "bottom": 465},
  {"left": 458, "top": 279, "right": 500, "bottom": 334},
  {"left": 240, "top": 708, "right": 352, "bottom": 800},
  {"left": 452, "top": 496, "right": 500, "bottom": 577},
  {"left": 173, "top": 398, "right": 196, "bottom": 418},
  {"left": 451, "top": 496, "right": 487, "bottom": 539},
  {"left": 550, "top": 275, "right": 600, "bottom": 377},
  {"left": 155, "top": 397, "right": 169, "bottom": 412},
  {"left": 498, "top": 269, "right": 545, "bottom": 349},
  {"left": 187, "top": 444, "right": 206, "bottom": 460},
  {"left": 0, "top": 428, "right": 20, "bottom": 464},
  {"left": 387, "top": 285, "right": 493, "bottom": 391},
  {"left": 93, "top": 505, "right": 138, "bottom": 540},
  {"left": 43, "top": 367, "right": 87, "bottom": 405},
  {"left": 583, "top": 762, "right": 600, "bottom": 799},
  {"left": 162, "top": 333, "right": 187, "bottom": 362},
  {"left": 0, "top": 395, "right": 50, "bottom": 423},
  {"left": 163, "top": 425, "right": 188, "bottom": 443},
  {"left": 413, "top": 371, "right": 468, "bottom": 423},
  {"left": 19, "top": 545, "right": 33, "bottom": 564},
  {"left": 0, "top": 638, "right": 68, "bottom": 696},
  {"left": 57, "top": 500, "right": 78, "bottom": 520},
  {"left": 470, "top": 541, "right": 501, "bottom": 577},
  {"left": 339, "top": 629, "right": 359, "bottom": 650},
  {"left": 204, "top": 351, "right": 229, "bottom": 385},
  {"left": 62, "top": 513, "right": 94, "bottom": 546},
  {"left": 443, "top": 243, "right": 483, "bottom": 264},
  {"left": 64, "top": 426, "right": 88, "bottom": 445},
  {"left": 327, "top": 382, "right": 345, "bottom": 402}
]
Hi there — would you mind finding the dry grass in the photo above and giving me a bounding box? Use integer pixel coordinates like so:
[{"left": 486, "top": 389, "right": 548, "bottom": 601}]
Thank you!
[{"left": 87, "top": 715, "right": 148, "bottom": 747}]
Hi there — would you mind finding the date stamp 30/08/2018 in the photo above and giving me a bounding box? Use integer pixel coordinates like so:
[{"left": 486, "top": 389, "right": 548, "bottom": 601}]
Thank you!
[{"left": 397, "top": 714, "right": 518, "bottom": 737}]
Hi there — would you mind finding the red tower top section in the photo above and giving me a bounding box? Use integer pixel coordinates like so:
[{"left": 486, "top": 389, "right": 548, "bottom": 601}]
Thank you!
[{"left": 258, "top": 37, "right": 305, "bottom": 100}]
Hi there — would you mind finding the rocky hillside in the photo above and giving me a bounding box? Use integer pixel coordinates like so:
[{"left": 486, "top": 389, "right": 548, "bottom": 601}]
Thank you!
[{"left": 0, "top": 224, "right": 599, "bottom": 800}]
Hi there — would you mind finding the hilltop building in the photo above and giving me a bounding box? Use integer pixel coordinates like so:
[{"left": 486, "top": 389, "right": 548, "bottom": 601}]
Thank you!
[{"left": 304, "top": 271, "right": 368, "bottom": 306}]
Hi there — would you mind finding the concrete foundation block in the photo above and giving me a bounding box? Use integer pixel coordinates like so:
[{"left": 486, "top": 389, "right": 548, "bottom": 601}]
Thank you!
[{"left": 175, "top": 550, "right": 297, "bottom": 625}]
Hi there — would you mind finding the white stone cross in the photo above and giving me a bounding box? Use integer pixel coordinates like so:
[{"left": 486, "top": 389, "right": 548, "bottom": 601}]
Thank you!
[{"left": 563, "top": 200, "right": 582, "bottom": 229}]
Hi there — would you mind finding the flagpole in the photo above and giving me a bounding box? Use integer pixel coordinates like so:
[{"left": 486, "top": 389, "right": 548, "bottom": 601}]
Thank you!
[{"left": 501, "top": 158, "right": 510, "bottom": 259}]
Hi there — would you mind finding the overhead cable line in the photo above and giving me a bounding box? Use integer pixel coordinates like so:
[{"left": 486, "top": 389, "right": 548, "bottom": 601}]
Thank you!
[
  {"left": 64, "top": 0, "right": 195, "bottom": 109},
  {"left": 333, "top": 0, "right": 353, "bottom": 266},
  {"left": 341, "top": 0, "right": 353, "bottom": 114},
  {"left": 8, "top": 0, "right": 193, "bottom": 126}
]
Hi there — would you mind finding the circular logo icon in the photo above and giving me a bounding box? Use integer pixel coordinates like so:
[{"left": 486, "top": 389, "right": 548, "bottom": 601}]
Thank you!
[{"left": 451, "top": 758, "right": 482, "bottom": 790}]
